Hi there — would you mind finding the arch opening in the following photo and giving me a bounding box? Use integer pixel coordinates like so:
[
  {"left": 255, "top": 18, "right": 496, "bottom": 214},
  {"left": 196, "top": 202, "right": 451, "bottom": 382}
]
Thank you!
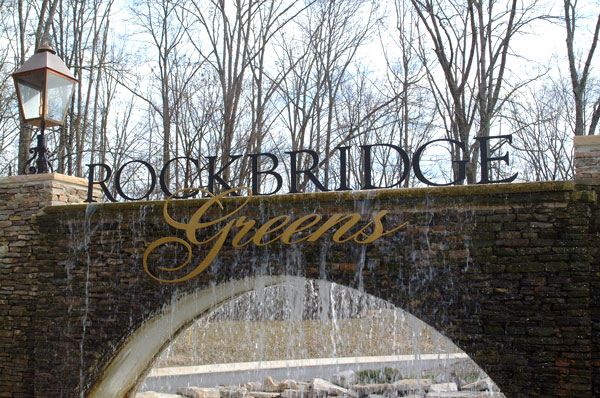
[{"left": 90, "top": 276, "right": 505, "bottom": 398}]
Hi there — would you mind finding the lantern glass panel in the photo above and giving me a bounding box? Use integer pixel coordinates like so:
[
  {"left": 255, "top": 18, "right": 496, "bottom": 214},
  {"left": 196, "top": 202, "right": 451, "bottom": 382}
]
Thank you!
[
  {"left": 17, "top": 80, "right": 42, "bottom": 120},
  {"left": 46, "top": 72, "right": 75, "bottom": 122}
]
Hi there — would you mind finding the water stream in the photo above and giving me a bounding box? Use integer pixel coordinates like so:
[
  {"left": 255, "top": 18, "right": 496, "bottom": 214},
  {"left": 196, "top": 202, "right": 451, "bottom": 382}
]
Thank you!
[{"left": 136, "top": 279, "right": 500, "bottom": 396}]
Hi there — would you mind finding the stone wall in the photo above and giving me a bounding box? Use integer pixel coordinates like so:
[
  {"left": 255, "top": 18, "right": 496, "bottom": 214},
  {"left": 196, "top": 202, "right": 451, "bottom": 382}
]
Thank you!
[
  {"left": 0, "top": 174, "right": 100, "bottom": 398},
  {"left": 27, "top": 181, "right": 597, "bottom": 398},
  {"left": 1, "top": 149, "right": 600, "bottom": 398},
  {"left": 575, "top": 135, "right": 600, "bottom": 396},
  {"left": 575, "top": 136, "right": 600, "bottom": 189}
]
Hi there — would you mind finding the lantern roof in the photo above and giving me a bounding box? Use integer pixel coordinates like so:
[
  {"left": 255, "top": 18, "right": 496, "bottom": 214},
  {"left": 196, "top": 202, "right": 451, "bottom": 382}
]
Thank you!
[{"left": 13, "top": 45, "right": 76, "bottom": 81}]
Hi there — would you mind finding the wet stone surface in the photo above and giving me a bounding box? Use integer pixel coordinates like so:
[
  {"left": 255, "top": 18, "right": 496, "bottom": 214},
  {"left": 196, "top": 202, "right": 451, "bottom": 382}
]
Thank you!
[
  {"left": 1, "top": 178, "right": 599, "bottom": 398},
  {"left": 137, "top": 371, "right": 504, "bottom": 398}
]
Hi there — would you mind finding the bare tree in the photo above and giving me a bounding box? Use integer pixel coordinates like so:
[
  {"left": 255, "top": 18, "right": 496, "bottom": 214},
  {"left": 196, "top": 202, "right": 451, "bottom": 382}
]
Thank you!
[
  {"left": 128, "top": 0, "right": 199, "bottom": 188},
  {"left": 507, "top": 79, "right": 574, "bottom": 181},
  {"left": 275, "top": 0, "right": 383, "bottom": 191},
  {"left": 564, "top": 0, "right": 600, "bottom": 136},
  {"left": 15, "top": 0, "right": 36, "bottom": 173},
  {"left": 178, "top": 0, "right": 306, "bottom": 189},
  {"left": 3, "top": 0, "right": 594, "bottom": 194},
  {"left": 47, "top": 0, "right": 115, "bottom": 176},
  {"left": 411, "top": 0, "right": 542, "bottom": 183},
  {"left": 381, "top": 0, "right": 435, "bottom": 187}
]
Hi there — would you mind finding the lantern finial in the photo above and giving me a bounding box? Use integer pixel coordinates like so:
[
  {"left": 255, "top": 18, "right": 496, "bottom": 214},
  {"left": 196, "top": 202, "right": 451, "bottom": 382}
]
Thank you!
[{"left": 12, "top": 45, "right": 78, "bottom": 173}]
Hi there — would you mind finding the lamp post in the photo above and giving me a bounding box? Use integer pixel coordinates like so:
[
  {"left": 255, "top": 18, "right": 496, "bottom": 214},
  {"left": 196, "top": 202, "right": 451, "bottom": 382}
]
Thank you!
[{"left": 12, "top": 45, "right": 78, "bottom": 174}]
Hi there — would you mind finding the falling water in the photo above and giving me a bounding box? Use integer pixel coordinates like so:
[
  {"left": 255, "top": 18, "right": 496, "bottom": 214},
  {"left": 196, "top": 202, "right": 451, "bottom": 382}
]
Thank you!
[
  {"left": 54, "top": 191, "right": 507, "bottom": 398},
  {"left": 67, "top": 203, "right": 99, "bottom": 398},
  {"left": 133, "top": 278, "right": 501, "bottom": 397}
]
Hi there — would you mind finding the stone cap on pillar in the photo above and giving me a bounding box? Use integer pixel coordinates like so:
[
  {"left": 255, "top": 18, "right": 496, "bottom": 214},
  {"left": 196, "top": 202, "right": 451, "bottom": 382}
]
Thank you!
[
  {"left": 574, "top": 135, "right": 600, "bottom": 186},
  {"left": 0, "top": 173, "right": 102, "bottom": 205}
]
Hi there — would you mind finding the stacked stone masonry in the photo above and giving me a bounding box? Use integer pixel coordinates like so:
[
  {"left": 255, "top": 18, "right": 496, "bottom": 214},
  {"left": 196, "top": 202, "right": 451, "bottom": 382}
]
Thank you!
[
  {"left": 0, "top": 174, "right": 101, "bottom": 398},
  {"left": 22, "top": 183, "right": 600, "bottom": 397},
  {"left": 574, "top": 136, "right": 600, "bottom": 397},
  {"left": 0, "top": 153, "right": 599, "bottom": 398},
  {"left": 575, "top": 136, "right": 600, "bottom": 187}
]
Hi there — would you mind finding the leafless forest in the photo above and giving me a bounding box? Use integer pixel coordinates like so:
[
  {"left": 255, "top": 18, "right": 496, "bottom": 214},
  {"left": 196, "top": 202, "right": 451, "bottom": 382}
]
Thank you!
[{"left": 0, "top": 0, "right": 598, "bottom": 198}]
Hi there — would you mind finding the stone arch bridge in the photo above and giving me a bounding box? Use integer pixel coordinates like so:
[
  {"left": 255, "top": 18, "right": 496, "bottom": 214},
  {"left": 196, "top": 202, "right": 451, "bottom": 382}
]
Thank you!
[{"left": 1, "top": 137, "right": 600, "bottom": 398}]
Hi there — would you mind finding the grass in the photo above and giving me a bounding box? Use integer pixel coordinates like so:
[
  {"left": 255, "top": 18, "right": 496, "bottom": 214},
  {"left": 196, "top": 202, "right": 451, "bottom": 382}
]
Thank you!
[{"left": 153, "top": 313, "right": 461, "bottom": 368}]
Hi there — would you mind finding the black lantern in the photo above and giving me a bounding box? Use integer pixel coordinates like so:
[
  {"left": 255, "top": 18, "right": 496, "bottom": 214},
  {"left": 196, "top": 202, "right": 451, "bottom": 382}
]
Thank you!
[{"left": 12, "top": 45, "right": 77, "bottom": 174}]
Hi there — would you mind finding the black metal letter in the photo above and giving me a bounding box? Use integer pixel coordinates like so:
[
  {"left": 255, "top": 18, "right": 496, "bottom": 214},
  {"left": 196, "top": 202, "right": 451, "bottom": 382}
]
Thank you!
[
  {"left": 413, "top": 139, "right": 468, "bottom": 186},
  {"left": 336, "top": 146, "right": 351, "bottom": 191},
  {"left": 159, "top": 157, "right": 200, "bottom": 198},
  {"left": 206, "top": 155, "right": 242, "bottom": 194},
  {"left": 286, "top": 150, "right": 329, "bottom": 193},
  {"left": 115, "top": 160, "right": 156, "bottom": 201},
  {"left": 475, "top": 135, "right": 518, "bottom": 184},
  {"left": 360, "top": 144, "right": 410, "bottom": 189},
  {"left": 85, "top": 163, "right": 116, "bottom": 203},
  {"left": 249, "top": 153, "right": 283, "bottom": 196}
]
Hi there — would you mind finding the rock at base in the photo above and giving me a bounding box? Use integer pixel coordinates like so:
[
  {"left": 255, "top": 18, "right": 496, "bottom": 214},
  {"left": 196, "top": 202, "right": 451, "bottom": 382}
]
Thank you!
[
  {"left": 351, "top": 383, "right": 388, "bottom": 397},
  {"left": 282, "top": 389, "right": 310, "bottom": 398},
  {"left": 263, "top": 377, "right": 280, "bottom": 392},
  {"left": 461, "top": 379, "right": 499, "bottom": 392},
  {"left": 390, "top": 379, "right": 432, "bottom": 393},
  {"left": 248, "top": 393, "right": 281, "bottom": 398},
  {"left": 219, "top": 386, "right": 248, "bottom": 398},
  {"left": 135, "top": 392, "right": 182, "bottom": 398},
  {"left": 330, "top": 370, "right": 358, "bottom": 389},
  {"left": 244, "top": 382, "right": 263, "bottom": 392},
  {"left": 280, "top": 380, "right": 299, "bottom": 390},
  {"left": 177, "top": 387, "right": 221, "bottom": 398},
  {"left": 312, "top": 378, "right": 356, "bottom": 398},
  {"left": 429, "top": 383, "right": 458, "bottom": 392}
]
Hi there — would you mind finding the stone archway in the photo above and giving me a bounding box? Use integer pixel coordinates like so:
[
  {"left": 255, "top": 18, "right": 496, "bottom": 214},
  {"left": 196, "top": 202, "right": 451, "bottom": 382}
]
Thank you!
[
  {"left": 134, "top": 276, "right": 489, "bottom": 397},
  {"left": 92, "top": 275, "right": 473, "bottom": 397},
  {"left": 90, "top": 277, "right": 288, "bottom": 398},
  {"left": 36, "top": 182, "right": 600, "bottom": 397},
  {"left": 1, "top": 173, "right": 599, "bottom": 398}
]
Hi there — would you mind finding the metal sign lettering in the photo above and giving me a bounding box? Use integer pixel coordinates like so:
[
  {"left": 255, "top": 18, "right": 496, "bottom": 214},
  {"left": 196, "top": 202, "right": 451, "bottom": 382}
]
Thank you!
[
  {"left": 143, "top": 187, "right": 408, "bottom": 283},
  {"left": 86, "top": 135, "right": 517, "bottom": 203}
]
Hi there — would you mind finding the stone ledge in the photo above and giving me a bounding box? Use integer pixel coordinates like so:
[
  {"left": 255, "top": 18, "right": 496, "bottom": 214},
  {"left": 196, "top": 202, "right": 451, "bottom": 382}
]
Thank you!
[
  {"left": 39, "top": 181, "right": 583, "bottom": 217},
  {"left": 147, "top": 354, "right": 469, "bottom": 378},
  {"left": 575, "top": 136, "right": 600, "bottom": 186},
  {"left": 574, "top": 135, "right": 600, "bottom": 146},
  {"left": 0, "top": 173, "right": 90, "bottom": 188}
]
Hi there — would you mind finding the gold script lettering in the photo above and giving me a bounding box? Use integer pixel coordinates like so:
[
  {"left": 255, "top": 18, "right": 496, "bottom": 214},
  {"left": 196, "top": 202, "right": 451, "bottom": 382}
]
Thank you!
[
  {"left": 143, "top": 187, "right": 407, "bottom": 283},
  {"left": 252, "top": 215, "right": 290, "bottom": 246},
  {"left": 280, "top": 214, "right": 322, "bottom": 244},
  {"left": 231, "top": 217, "right": 256, "bottom": 248}
]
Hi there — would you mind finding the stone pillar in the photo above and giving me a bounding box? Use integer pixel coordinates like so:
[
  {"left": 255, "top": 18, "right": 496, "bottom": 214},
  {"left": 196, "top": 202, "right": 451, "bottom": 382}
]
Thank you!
[
  {"left": 0, "top": 174, "right": 100, "bottom": 398},
  {"left": 575, "top": 135, "right": 600, "bottom": 396},
  {"left": 575, "top": 135, "right": 600, "bottom": 187}
]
